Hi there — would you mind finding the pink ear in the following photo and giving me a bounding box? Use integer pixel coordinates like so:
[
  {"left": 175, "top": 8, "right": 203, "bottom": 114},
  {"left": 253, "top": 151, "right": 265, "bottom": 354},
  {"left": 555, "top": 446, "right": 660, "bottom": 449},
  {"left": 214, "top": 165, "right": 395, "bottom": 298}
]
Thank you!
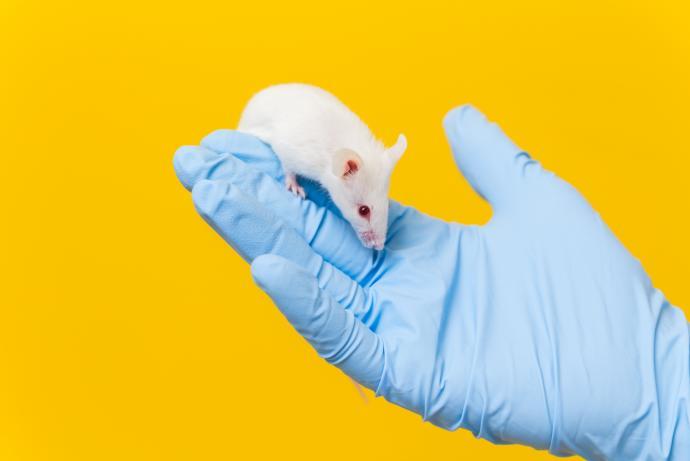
[
  {"left": 344, "top": 159, "right": 359, "bottom": 176},
  {"left": 332, "top": 148, "right": 363, "bottom": 179}
]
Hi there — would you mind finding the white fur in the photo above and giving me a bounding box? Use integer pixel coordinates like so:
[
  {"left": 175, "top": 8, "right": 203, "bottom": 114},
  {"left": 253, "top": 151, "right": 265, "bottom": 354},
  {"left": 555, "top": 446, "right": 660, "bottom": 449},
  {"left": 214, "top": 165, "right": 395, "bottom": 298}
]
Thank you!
[{"left": 238, "top": 83, "right": 406, "bottom": 250}]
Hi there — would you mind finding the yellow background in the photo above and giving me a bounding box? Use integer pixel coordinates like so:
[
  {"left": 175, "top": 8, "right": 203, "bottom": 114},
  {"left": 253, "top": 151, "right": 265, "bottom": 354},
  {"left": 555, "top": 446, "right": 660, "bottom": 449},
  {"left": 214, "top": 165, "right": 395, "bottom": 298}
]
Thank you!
[{"left": 1, "top": 0, "right": 689, "bottom": 459}]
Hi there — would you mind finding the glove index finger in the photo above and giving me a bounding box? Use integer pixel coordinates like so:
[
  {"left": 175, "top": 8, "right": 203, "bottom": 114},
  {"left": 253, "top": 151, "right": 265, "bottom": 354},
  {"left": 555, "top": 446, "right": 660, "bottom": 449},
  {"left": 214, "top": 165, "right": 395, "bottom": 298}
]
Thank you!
[
  {"left": 201, "top": 130, "right": 284, "bottom": 180},
  {"left": 207, "top": 154, "right": 375, "bottom": 280},
  {"left": 179, "top": 131, "right": 379, "bottom": 280}
]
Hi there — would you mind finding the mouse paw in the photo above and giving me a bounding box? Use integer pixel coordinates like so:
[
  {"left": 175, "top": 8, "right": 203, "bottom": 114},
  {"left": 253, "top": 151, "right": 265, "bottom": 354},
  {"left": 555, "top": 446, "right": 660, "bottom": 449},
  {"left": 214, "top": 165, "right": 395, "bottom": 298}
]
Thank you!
[{"left": 285, "top": 173, "right": 306, "bottom": 199}]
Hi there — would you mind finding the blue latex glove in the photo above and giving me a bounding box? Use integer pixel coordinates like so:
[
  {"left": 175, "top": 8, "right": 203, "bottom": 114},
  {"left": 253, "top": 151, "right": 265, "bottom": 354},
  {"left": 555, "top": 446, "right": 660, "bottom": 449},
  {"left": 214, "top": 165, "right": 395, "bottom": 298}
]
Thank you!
[{"left": 173, "top": 105, "right": 689, "bottom": 460}]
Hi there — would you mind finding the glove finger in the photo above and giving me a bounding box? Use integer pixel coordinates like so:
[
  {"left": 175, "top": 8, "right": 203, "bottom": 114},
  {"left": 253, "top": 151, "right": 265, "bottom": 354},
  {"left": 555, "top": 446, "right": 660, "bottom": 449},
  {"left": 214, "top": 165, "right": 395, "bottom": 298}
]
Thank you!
[
  {"left": 174, "top": 143, "right": 333, "bottom": 209},
  {"left": 200, "top": 129, "right": 283, "bottom": 178},
  {"left": 251, "top": 254, "right": 385, "bottom": 390},
  {"left": 195, "top": 154, "right": 376, "bottom": 281},
  {"left": 174, "top": 146, "right": 237, "bottom": 191},
  {"left": 191, "top": 180, "right": 381, "bottom": 325},
  {"left": 443, "top": 105, "right": 538, "bottom": 210},
  {"left": 176, "top": 132, "right": 412, "bottom": 274},
  {"left": 201, "top": 129, "right": 334, "bottom": 209}
]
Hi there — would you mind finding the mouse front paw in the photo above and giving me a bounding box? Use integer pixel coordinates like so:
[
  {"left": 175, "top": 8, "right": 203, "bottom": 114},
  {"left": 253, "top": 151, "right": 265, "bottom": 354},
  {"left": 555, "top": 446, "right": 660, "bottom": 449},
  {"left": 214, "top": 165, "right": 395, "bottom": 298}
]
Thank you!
[{"left": 285, "top": 173, "right": 306, "bottom": 199}]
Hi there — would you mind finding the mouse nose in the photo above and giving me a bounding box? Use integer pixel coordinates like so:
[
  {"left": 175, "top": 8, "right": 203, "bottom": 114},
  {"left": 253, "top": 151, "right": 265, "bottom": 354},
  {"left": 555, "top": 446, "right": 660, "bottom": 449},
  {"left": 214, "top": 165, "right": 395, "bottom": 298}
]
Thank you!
[{"left": 359, "top": 231, "right": 384, "bottom": 250}]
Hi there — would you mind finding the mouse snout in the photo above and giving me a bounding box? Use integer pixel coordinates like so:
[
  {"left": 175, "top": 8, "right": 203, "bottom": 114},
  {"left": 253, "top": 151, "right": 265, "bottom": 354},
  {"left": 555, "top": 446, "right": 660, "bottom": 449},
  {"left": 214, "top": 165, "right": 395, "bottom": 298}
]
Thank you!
[{"left": 359, "top": 230, "right": 385, "bottom": 250}]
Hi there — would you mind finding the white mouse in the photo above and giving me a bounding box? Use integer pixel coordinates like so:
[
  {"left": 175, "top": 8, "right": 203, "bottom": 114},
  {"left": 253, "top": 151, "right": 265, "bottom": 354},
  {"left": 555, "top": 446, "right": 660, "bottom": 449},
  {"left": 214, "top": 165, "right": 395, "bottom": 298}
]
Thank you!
[{"left": 237, "top": 83, "right": 407, "bottom": 250}]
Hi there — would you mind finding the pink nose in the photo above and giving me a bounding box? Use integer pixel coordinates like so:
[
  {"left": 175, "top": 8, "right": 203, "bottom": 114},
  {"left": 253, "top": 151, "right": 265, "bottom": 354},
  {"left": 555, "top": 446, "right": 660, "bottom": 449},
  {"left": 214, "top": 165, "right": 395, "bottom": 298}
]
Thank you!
[{"left": 360, "top": 231, "right": 384, "bottom": 250}]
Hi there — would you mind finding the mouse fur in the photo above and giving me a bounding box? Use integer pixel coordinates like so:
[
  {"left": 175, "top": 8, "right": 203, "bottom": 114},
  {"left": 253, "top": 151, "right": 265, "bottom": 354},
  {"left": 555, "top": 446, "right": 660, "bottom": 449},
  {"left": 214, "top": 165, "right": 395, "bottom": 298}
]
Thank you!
[{"left": 237, "top": 83, "right": 406, "bottom": 250}]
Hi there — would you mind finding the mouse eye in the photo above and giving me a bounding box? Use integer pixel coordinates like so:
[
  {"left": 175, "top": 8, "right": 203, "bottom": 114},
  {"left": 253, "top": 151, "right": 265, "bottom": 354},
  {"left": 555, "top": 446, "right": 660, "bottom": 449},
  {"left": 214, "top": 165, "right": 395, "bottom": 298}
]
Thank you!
[{"left": 358, "top": 205, "right": 370, "bottom": 218}]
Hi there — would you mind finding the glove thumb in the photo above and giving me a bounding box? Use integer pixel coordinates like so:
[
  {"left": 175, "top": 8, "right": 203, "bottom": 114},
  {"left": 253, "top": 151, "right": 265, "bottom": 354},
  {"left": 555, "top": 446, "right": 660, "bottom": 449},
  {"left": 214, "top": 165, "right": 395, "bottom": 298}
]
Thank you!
[{"left": 443, "top": 105, "right": 535, "bottom": 209}]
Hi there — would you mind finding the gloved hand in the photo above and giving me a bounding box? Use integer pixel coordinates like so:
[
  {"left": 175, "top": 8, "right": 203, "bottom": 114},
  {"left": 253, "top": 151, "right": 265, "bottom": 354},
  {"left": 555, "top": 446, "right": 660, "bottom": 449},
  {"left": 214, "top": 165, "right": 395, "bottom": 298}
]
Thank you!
[{"left": 173, "top": 105, "right": 689, "bottom": 460}]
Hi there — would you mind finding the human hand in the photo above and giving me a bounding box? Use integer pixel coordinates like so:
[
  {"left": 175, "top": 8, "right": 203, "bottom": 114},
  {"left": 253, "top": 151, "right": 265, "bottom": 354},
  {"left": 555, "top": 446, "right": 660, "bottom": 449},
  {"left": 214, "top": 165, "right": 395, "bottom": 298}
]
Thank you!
[{"left": 173, "top": 105, "right": 689, "bottom": 460}]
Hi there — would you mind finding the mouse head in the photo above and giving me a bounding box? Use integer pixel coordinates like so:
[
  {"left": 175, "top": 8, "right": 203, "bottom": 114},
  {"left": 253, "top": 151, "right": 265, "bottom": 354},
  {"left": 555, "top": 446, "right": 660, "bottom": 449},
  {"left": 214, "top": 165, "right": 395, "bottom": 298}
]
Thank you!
[{"left": 326, "top": 134, "right": 407, "bottom": 250}]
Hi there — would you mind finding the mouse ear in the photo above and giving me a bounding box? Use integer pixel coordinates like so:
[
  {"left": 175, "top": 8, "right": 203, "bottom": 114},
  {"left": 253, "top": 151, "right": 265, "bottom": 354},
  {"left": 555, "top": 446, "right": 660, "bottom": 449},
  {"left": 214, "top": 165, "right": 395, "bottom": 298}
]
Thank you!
[
  {"left": 386, "top": 134, "right": 407, "bottom": 164},
  {"left": 332, "top": 148, "right": 362, "bottom": 179}
]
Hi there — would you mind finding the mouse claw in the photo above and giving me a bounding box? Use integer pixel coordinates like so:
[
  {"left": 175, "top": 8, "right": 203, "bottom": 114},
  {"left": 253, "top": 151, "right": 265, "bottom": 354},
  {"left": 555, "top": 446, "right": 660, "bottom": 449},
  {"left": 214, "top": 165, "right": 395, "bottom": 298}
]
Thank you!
[
  {"left": 285, "top": 173, "right": 306, "bottom": 199},
  {"left": 290, "top": 184, "right": 306, "bottom": 199}
]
